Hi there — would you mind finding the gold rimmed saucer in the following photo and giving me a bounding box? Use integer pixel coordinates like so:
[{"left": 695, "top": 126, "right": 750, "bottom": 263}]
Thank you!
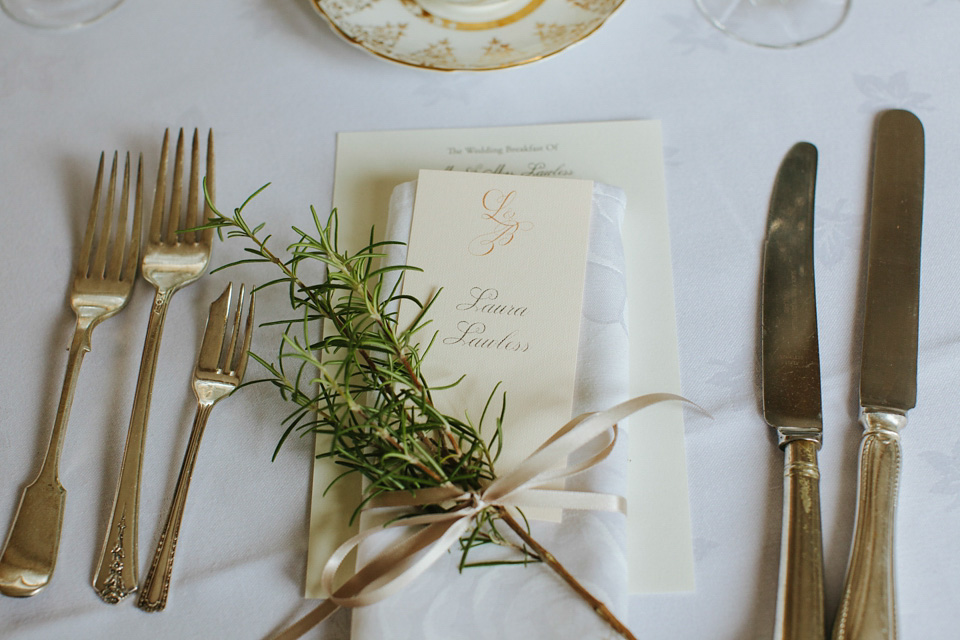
[{"left": 309, "top": 0, "right": 625, "bottom": 71}]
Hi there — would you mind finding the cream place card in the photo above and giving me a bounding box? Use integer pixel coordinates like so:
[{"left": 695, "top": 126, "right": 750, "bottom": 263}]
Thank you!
[
  {"left": 399, "top": 170, "right": 593, "bottom": 506},
  {"left": 307, "top": 120, "right": 694, "bottom": 598}
]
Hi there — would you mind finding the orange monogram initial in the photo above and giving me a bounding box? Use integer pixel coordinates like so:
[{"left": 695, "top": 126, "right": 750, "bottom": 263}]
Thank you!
[{"left": 468, "top": 189, "right": 534, "bottom": 256}]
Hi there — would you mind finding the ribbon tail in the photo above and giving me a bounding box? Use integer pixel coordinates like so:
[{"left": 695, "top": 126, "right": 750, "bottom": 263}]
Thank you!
[
  {"left": 268, "top": 599, "right": 340, "bottom": 640},
  {"left": 330, "top": 517, "right": 470, "bottom": 607},
  {"left": 270, "top": 516, "right": 471, "bottom": 640}
]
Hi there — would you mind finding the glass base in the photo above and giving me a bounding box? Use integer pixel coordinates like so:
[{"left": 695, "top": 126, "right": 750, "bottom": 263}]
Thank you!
[
  {"left": 694, "top": 0, "right": 851, "bottom": 49},
  {"left": 1, "top": 0, "right": 124, "bottom": 29}
]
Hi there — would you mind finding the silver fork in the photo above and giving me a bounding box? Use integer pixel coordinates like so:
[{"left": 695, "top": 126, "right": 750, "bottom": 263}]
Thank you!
[
  {"left": 93, "top": 129, "right": 214, "bottom": 603},
  {"left": 137, "top": 283, "right": 254, "bottom": 612},
  {"left": 0, "top": 152, "right": 142, "bottom": 597}
]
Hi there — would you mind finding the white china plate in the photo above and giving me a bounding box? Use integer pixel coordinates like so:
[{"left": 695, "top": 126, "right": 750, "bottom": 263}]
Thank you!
[{"left": 310, "top": 0, "right": 625, "bottom": 71}]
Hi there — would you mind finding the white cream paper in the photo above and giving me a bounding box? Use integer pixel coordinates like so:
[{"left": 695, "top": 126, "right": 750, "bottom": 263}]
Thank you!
[
  {"left": 307, "top": 120, "right": 693, "bottom": 598},
  {"left": 399, "top": 170, "right": 593, "bottom": 519}
]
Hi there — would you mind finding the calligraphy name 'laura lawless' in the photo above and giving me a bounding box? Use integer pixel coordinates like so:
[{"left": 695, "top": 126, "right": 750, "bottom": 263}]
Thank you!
[{"left": 443, "top": 287, "right": 529, "bottom": 352}]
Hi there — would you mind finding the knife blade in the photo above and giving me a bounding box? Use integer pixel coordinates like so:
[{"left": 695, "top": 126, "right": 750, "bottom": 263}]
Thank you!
[
  {"left": 761, "top": 141, "right": 826, "bottom": 640},
  {"left": 832, "top": 109, "right": 924, "bottom": 640}
]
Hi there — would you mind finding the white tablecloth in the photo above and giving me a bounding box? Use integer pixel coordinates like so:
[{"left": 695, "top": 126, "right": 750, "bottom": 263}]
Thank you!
[{"left": 1, "top": 1, "right": 958, "bottom": 638}]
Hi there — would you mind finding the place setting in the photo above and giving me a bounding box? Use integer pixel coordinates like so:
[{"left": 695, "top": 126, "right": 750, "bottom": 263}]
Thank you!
[
  {"left": 0, "top": 103, "right": 928, "bottom": 640},
  {"left": 0, "top": 1, "right": 953, "bottom": 638}
]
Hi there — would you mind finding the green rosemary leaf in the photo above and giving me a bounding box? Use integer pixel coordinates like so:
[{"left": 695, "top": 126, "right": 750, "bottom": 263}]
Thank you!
[{"left": 204, "top": 187, "right": 520, "bottom": 569}]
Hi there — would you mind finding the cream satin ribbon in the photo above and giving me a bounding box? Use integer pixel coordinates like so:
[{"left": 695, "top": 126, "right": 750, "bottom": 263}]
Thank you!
[{"left": 271, "top": 393, "right": 684, "bottom": 640}]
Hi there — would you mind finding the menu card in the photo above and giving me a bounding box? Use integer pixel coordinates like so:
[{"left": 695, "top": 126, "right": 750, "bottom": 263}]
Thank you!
[
  {"left": 399, "top": 170, "right": 593, "bottom": 519},
  {"left": 307, "top": 121, "right": 693, "bottom": 597}
]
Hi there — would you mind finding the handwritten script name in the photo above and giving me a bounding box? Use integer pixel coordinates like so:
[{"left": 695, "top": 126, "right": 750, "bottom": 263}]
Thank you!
[
  {"left": 443, "top": 287, "right": 530, "bottom": 353},
  {"left": 456, "top": 287, "right": 528, "bottom": 317}
]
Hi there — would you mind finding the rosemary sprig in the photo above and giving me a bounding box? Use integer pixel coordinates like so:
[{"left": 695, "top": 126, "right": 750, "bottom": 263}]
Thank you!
[
  {"left": 197, "top": 184, "right": 636, "bottom": 640},
  {"left": 199, "top": 186, "right": 501, "bottom": 526}
]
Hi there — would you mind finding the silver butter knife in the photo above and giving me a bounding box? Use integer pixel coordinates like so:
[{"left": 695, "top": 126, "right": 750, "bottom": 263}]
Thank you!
[
  {"left": 762, "top": 142, "right": 826, "bottom": 640},
  {"left": 832, "top": 109, "right": 924, "bottom": 640}
]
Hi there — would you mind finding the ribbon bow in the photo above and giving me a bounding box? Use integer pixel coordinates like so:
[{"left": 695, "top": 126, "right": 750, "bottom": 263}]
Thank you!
[{"left": 272, "top": 393, "right": 683, "bottom": 640}]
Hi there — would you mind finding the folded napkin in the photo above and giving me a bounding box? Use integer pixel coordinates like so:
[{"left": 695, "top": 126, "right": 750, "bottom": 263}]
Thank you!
[{"left": 351, "top": 180, "right": 630, "bottom": 640}]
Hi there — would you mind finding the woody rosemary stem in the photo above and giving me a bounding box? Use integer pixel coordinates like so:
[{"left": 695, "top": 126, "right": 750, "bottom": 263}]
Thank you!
[{"left": 497, "top": 508, "right": 637, "bottom": 640}]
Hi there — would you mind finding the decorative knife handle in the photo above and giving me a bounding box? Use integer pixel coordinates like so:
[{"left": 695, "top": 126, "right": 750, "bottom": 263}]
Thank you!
[
  {"left": 775, "top": 438, "right": 825, "bottom": 640},
  {"left": 832, "top": 410, "right": 904, "bottom": 640}
]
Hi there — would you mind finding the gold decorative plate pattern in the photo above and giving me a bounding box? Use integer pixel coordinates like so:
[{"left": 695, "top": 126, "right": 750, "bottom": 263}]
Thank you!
[{"left": 309, "top": 0, "right": 625, "bottom": 71}]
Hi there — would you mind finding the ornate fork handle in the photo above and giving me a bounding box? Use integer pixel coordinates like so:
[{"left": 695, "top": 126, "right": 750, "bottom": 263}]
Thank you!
[
  {"left": 137, "top": 401, "right": 214, "bottom": 611},
  {"left": 136, "top": 282, "right": 251, "bottom": 611},
  {"left": 93, "top": 287, "right": 173, "bottom": 603},
  {"left": 91, "top": 129, "right": 212, "bottom": 604}
]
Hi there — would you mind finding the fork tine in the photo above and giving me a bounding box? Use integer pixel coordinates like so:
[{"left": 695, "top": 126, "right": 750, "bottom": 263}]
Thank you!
[
  {"left": 198, "top": 283, "right": 231, "bottom": 372},
  {"left": 166, "top": 129, "right": 185, "bottom": 245},
  {"left": 78, "top": 153, "right": 105, "bottom": 278},
  {"left": 150, "top": 130, "right": 169, "bottom": 244},
  {"left": 183, "top": 129, "right": 200, "bottom": 244},
  {"left": 105, "top": 153, "right": 128, "bottom": 280},
  {"left": 220, "top": 284, "right": 244, "bottom": 372},
  {"left": 91, "top": 152, "right": 118, "bottom": 278},
  {"left": 201, "top": 129, "right": 215, "bottom": 246},
  {"left": 120, "top": 154, "right": 144, "bottom": 283},
  {"left": 233, "top": 288, "right": 255, "bottom": 382}
]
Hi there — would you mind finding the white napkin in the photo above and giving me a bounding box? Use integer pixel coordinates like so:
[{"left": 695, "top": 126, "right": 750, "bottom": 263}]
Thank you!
[{"left": 351, "top": 180, "right": 630, "bottom": 640}]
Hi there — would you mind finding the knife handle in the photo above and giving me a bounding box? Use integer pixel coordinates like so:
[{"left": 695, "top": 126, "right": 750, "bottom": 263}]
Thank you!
[
  {"left": 775, "top": 438, "right": 825, "bottom": 640},
  {"left": 832, "top": 410, "right": 904, "bottom": 640}
]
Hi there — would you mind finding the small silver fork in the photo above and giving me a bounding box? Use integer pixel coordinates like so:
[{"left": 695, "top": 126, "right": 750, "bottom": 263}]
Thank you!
[
  {"left": 0, "top": 152, "right": 142, "bottom": 597},
  {"left": 137, "top": 283, "right": 254, "bottom": 612},
  {"left": 94, "top": 129, "right": 214, "bottom": 603}
]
